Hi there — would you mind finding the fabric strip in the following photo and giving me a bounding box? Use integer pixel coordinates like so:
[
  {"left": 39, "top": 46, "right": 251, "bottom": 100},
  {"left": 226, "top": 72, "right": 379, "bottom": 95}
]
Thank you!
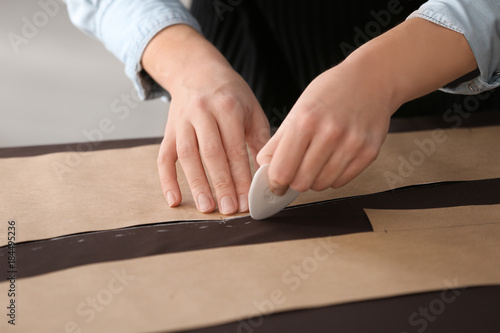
[
  {"left": 3, "top": 178, "right": 500, "bottom": 279},
  {"left": 176, "top": 285, "right": 500, "bottom": 333},
  {"left": 3, "top": 125, "right": 500, "bottom": 246},
  {"left": 2, "top": 220, "right": 498, "bottom": 333}
]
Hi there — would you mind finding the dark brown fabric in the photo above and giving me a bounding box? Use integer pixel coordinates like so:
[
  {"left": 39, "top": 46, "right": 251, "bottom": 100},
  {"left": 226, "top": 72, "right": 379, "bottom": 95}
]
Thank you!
[
  {"left": 2, "top": 113, "right": 500, "bottom": 332},
  {"left": 175, "top": 285, "right": 500, "bottom": 333},
  {"left": 4, "top": 178, "right": 500, "bottom": 279},
  {"left": 3, "top": 199, "right": 372, "bottom": 279}
]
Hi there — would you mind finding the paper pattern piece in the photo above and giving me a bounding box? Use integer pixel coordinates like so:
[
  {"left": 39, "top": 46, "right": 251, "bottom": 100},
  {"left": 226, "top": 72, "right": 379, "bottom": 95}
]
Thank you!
[
  {"left": 2, "top": 126, "right": 500, "bottom": 245},
  {"left": 1, "top": 123, "right": 500, "bottom": 332},
  {"left": 1, "top": 204, "right": 499, "bottom": 332},
  {"left": 365, "top": 205, "right": 500, "bottom": 232}
]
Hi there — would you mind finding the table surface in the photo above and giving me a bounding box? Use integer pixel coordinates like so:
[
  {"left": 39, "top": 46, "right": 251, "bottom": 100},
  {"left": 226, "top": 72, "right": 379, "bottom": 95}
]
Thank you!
[{"left": 1, "top": 111, "right": 499, "bottom": 333}]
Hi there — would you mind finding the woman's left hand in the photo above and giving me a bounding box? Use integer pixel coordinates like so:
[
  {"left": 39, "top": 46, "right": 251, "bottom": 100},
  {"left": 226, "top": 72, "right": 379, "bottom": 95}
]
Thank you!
[{"left": 257, "top": 60, "right": 394, "bottom": 194}]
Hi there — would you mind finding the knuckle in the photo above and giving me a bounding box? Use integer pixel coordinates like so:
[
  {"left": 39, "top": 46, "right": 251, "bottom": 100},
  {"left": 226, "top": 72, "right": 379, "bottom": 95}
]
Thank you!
[
  {"left": 256, "top": 151, "right": 269, "bottom": 167},
  {"left": 269, "top": 168, "right": 292, "bottom": 188},
  {"left": 345, "top": 134, "right": 365, "bottom": 154},
  {"left": 331, "top": 182, "right": 343, "bottom": 189},
  {"left": 191, "top": 96, "right": 209, "bottom": 111},
  {"left": 296, "top": 112, "right": 317, "bottom": 133},
  {"left": 157, "top": 141, "right": 175, "bottom": 166},
  {"left": 160, "top": 178, "right": 176, "bottom": 190},
  {"left": 157, "top": 151, "right": 167, "bottom": 166},
  {"left": 364, "top": 143, "right": 381, "bottom": 162},
  {"left": 294, "top": 101, "right": 330, "bottom": 130},
  {"left": 177, "top": 143, "right": 197, "bottom": 161},
  {"left": 158, "top": 169, "right": 176, "bottom": 186},
  {"left": 157, "top": 155, "right": 175, "bottom": 173},
  {"left": 228, "top": 165, "right": 251, "bottom": 190},
  {"left": 217, "top": 95, "right": 239, "bottom": 114},
  {"left": 301, "top": 101, "right": 324, "bottom": 115},
  {"left": 233, "top": 179, "right": 251, "bottom": 192},
  {"left": 225, "top": 143, "right": 248, "bottom": 161},
  {"left": 220, "top": 165, "right": 251, "bottom": 193},
  {"left": 291, "top": 179, "right": 310, "bottom": 193},
  {"left": 200, "top": 140, "right": 222, "bottom": 159},
  {"left": 324, "top": 122, "right": 344, "bottom": 142},
  {"left": 188, "top": 177, "right": 207, "bottom": 193},
  {"left": 211, "top": 170, "right": 232, "bottom": 191},
  {"left": 311, "top": 181, "right": 329, "bottom": 192}
]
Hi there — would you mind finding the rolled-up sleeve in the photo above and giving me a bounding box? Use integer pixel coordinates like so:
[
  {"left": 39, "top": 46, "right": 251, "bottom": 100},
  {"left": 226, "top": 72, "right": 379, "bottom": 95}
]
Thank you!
[
  {"left": 63, "top": 0, "right": 201, "bottom": 99},
  {"left": 408, "top": 0, "right": 500, "bottom": 95}
]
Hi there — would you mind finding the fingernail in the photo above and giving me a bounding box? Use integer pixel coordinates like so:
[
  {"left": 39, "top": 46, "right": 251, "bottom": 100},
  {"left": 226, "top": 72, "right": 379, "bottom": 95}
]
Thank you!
[
  {"left": 272, "top": 186, "right": 288, "bottom": 196},
  {"left": 238, "top": 194, "right": 248, "bottom": 212},
  {"left": 220, "top": 196, "right": 236, "bottom": 215},
  {"left": 197, "top": 193, "right": 212, "bottom": 213},
  {"left": 166, "top": 191, "right": 176, "bottom": 207}
]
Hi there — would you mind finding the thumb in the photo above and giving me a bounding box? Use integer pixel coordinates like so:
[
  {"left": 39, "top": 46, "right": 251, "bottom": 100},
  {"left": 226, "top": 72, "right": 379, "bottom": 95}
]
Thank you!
[{"left": 256, "top": 128, "right": 283, "bottom": 167}]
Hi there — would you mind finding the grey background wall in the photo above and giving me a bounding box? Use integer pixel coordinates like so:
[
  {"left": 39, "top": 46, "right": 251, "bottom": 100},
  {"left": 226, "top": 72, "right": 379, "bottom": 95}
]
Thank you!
[{"left": 1, "top": 0, "right": 191, "bottom": 148}]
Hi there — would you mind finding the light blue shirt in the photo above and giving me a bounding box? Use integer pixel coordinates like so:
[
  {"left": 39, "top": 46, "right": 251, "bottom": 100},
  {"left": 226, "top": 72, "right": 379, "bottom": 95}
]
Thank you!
[
  {"left": 64, "top": 0, "right": 500, "bottom": 99},
  {"left": 63, "top": 0, "right": 201, "bottom": 100},
  {"left": 407, "top": 0, "right": 500, "bottom": 95}
]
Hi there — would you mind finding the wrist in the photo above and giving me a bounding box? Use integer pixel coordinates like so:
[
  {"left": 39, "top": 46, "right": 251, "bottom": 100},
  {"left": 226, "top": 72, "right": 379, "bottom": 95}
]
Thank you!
[
  {"left": 141, "top": 24, "right": 232, "bottom": 94},
  {"left": 337, "top": 45, "right": 402, "bottom": 118},
  {"left": 342, "top": 18, "right": 477, "bottom": 114}
]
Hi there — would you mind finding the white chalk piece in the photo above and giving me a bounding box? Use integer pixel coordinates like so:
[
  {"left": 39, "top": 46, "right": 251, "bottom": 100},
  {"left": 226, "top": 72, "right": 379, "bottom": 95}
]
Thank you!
[{"left": 249, "top": 164, "right": 300, "bottom": 220}]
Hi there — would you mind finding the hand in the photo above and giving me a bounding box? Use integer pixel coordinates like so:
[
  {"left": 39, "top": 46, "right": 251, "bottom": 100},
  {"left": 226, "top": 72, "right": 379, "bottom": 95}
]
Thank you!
[
  {"left": 143, "top": 25, "right": 270, "bottom": 214},
  {"left": 257, "top": 18, "right": 477, "bottom": 195},
  {"left": 160, "top": 69, "right": 269, "bottom": 214},
  {"left": 257, "top": 62, "right": 392, "bottom": 194}
]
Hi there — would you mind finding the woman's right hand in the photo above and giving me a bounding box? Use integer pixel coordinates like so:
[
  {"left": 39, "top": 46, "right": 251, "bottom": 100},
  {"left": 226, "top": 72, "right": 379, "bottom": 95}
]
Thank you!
[{"left": 142, "top": 25, "right": 270, "bottom": 215}]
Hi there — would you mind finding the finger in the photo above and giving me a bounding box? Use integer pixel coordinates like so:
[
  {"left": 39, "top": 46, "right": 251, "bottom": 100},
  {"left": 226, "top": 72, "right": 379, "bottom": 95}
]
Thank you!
[
  {"left": 332, "top": 143, "right": 380, "bottom": 188},
  {"left": 311, "top": 150, "right": 355, "bottom": 191},
  {"left": 289, "top": 131, "right": 338, "bottom": 192},
  {"left": 177, "top": 124, "right": 216, "bottom": 213},
  {"left": 216, "top": 113, "right": 253, "bottom": 213},
  {"left": 194, "top": 115, "right": 238, "bottom": 215},
  {"left": 311, "top": 135, "right": 366, "bottom": 191},
  {"left": 256, "top": 127, "right": 282, "bottom": 167},
  {"left": 266, "top": 120, "right": 311, "bottom": 195},
  {"left": 157, "top": 134, "right": 182, "bottom": 207},
  {"left": 255, "top": 114, "right": 292, "bottom": 167}
]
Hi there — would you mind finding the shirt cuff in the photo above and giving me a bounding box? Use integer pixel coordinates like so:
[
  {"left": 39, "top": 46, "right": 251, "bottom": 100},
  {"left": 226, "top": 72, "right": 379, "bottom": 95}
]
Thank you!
[
  {"left": 407, "top": 0, "right": 500, "bottom": 95},
  {"left": 97, "top": 0, "right": 201, "bottom": 100}
]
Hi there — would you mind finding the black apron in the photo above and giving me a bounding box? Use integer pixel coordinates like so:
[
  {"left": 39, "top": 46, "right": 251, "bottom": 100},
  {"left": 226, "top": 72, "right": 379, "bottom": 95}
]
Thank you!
[{"left": 191, "top": 0, "right": 499, "bottom": 125}]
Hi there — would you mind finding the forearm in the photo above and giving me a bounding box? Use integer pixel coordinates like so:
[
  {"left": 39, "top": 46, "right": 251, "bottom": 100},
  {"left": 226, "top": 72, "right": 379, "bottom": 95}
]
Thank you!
[
  {"left": 141, "top": 25, "right": 233, "bottom": 95},
  {"left": 343, "top": 17, "right": 477, "bottom": 112}
]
